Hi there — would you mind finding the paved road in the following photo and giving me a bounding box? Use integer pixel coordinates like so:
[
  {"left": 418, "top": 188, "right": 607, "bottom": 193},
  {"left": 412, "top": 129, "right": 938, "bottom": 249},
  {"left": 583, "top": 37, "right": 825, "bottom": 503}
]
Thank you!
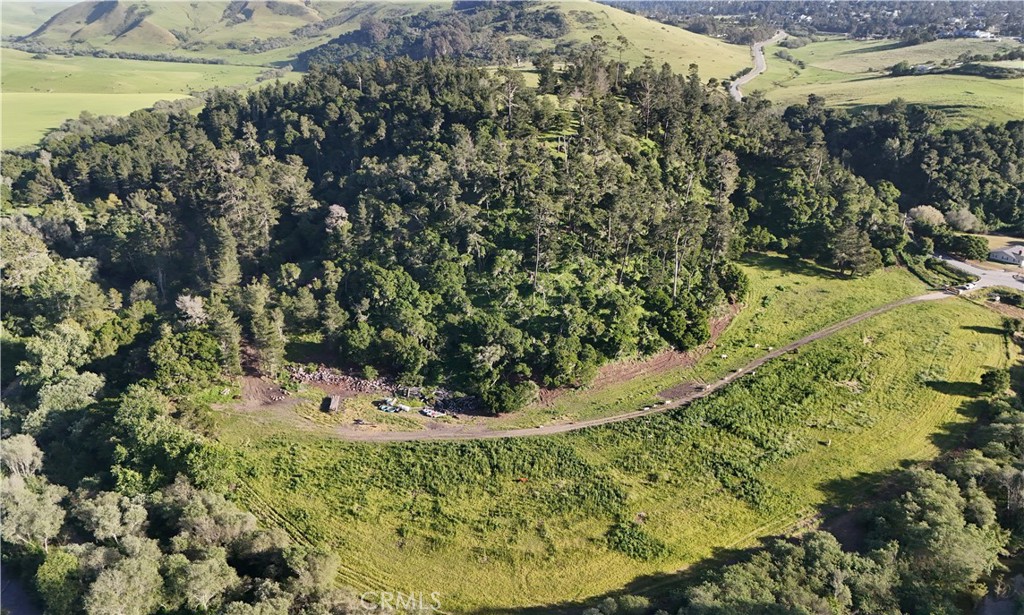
[
  {"left": 730, "top": 30, "right": 787, "bottom": 101},
  {"left": 1, "top": 562, "right": 41, "bottom": 615},
  {"left": 936, "top": 254, "right": 1024, "bottom": 289},
  {"left": 337, "top": 291, "right": 948, "bottom": 443}
]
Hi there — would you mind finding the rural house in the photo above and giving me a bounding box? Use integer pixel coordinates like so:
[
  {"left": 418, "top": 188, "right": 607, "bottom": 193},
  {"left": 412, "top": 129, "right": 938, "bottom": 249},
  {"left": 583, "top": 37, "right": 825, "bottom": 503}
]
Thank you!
[{"left": 989, "top": 246, "right": 1024, "bottom": 267}]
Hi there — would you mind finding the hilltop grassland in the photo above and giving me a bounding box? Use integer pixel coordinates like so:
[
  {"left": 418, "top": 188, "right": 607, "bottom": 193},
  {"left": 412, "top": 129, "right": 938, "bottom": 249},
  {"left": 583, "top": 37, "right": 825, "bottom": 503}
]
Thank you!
[
  {"left": 554, "top": 1, "right": 750, "bottom": 79},
  {"left": 749, "top": 36, "right": 1024, "bottom": 125},
  {"left": 0, "top": 48, "right": 275, "bottom": 148},
  {"left": 219, "top": 290, "right": 1010, "bottom": 611}
]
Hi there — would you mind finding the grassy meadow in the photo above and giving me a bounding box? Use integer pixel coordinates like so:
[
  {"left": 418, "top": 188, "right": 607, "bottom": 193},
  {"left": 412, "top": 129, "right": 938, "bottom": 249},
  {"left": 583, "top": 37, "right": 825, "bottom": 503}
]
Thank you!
[
  {"left": 219, "top": 261, "right": 1009, "bottom": 611},
  {"left": 749, "top": 36, "right": 1024, "bottom": 125},
  {"left": 0, "top": 48, "right": 272, "bottom": 148},
  {"left": 553, "top": 1, "right": 750, "bottom": 80}
]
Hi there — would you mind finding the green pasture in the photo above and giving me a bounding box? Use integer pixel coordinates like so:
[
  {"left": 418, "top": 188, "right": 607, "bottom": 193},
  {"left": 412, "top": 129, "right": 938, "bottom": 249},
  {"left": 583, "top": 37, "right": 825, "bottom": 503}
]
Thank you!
[
  {"left": 750, "top": 36, "right": 1024, "bottom": 125},
  {"left": 0, "top": 48, "right": 269, "bottom": 148}
]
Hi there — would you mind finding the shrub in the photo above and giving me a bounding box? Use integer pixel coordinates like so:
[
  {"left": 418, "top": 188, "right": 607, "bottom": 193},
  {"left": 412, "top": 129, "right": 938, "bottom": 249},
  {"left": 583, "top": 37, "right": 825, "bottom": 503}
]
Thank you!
[
  {"left": 980, "top": 369, "right": 1010, "bottom": 396},
  {"left": 606, "top": 521, "right": 667, "bottom": 561}
]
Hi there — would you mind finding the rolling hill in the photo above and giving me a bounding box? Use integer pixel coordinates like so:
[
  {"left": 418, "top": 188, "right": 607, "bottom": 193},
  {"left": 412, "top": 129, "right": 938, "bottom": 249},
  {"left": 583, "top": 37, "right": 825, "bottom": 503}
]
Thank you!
[
  {"left": 556, "top": 1, "right": 750, "bottom": 77},
  {"left": 748, "top": 35, "right": 1024, "bottom": 125},
  {"left": 15, "top": 0, "right": 444, "bottom": 64},
  {"left": 0, "top": 2, "right": 75, "bottom": 38},
  {"left": 15, "top": 0, "right": 750, "bottom": 78}
]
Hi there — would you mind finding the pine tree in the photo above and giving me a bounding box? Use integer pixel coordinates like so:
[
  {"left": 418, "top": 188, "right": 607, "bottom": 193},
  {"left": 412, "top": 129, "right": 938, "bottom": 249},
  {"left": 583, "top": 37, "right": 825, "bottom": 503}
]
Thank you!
[
  {"left": 206, "top": 295, "right": 242, "bottom": 376},
  {"left": 831, "top": 225, "right": 882, "bottom": 276},
  {"left": 211, "top": 218, "right": 241, "bottom": 297},
  {"left": 253, "top": 308, "right": 286, "bottom": 377}
]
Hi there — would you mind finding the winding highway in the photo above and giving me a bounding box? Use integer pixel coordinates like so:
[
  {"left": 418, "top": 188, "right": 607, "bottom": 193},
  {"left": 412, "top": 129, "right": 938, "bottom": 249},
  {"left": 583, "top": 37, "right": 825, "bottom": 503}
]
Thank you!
[{"left": 730, "top": 30, "right": 787, "bottom": 101}]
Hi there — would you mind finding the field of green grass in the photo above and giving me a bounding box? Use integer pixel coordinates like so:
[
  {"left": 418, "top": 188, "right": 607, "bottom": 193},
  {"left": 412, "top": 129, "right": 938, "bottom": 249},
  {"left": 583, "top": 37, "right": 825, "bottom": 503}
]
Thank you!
[
  {"left": 750, "top": 36, "right": 1024, "bottom": 125},
  {"left": 0, "top": 48, "right": 272, "bottom": 148},
  {"left": 555, "top": 1, "right": 750, "bottom": 80},
  {"left": 219, "top": 267, "right": 1009, "bottom": 611}
]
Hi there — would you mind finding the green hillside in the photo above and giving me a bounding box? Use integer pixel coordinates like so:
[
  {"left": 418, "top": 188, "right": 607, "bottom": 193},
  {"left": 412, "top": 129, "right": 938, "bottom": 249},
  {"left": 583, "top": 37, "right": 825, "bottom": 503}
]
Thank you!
[
  {"left": 15, "top": 0, "right": 446, "bottom": 64},
  {"left": 222, "top": 296, "right": 1011, "bottom": 611},
  {"left": 556, "top": 1, "right": 749, "bottom": 78},
  {"left": 0, "top": 2, "right": 73, "bottom": 37}
]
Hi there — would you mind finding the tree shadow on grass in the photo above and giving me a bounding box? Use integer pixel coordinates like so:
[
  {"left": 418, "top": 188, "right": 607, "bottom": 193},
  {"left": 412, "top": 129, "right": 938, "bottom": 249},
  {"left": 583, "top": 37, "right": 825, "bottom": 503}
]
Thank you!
[
  {"left": 924, "top": 379, "right": 984, "bottom": 397},
  {"left": 816, "top": 394, "right": 992, "bottom": 553},
  {"left": 838, "top": 41, "right": 908, "bottom": 55},
  {"left": 740, "top": 252, "right": 845, "bottom": 280},
  {"left": 468, "top": 542, "right": 769, "bottom": 615},
  {"left": 844, "top": 102, "right": 974, "bottom": 117},
  {"left": 962, "top": 325, "right": 1006, "bottom": 336}
]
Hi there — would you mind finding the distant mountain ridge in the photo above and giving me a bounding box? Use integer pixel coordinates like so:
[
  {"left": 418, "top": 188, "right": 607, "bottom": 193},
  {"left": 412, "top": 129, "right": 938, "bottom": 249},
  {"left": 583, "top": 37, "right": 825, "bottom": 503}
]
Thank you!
[
  {"left": 26, "top": 1, "right": 178, "bottom": 46},
  {"left": 16, "top": 0, "right": 407, "bottom": 56}
]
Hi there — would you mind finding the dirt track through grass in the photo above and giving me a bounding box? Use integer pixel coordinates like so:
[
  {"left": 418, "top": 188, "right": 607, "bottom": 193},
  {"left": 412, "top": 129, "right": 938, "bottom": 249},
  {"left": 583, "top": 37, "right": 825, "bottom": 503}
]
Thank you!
[{"left": 327, "top": 291, "right": 949, "bottom": 442}]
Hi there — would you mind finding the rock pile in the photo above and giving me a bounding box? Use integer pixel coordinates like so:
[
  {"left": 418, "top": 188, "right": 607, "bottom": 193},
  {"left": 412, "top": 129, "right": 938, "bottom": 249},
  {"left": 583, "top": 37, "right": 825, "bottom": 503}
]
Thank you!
[{"left": 287, "top": 365, "right": 392, "bottom": 393}]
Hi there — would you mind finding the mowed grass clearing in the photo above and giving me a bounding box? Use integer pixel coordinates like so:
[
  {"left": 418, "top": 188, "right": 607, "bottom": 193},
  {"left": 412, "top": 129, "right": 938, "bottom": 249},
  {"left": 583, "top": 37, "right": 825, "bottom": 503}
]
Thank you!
[
  {"left": 1, "top": 49, "right": 269, "bottom": 148},
  {"left": 219, "top": 294, "right": 1009, "bottom": 612},
  {"left": 750, "top": 36, "right": 1024, "bottom": 125}
]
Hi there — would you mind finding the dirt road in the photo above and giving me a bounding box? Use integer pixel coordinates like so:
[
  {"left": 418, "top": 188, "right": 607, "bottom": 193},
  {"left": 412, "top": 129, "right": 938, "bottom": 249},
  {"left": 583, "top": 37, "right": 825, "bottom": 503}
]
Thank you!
[
  {"left": 730, "top": 30, "right": 787, "bottom": 101},
  {"left": 335, "top": 291, "right": 949, "bottom": 443}
]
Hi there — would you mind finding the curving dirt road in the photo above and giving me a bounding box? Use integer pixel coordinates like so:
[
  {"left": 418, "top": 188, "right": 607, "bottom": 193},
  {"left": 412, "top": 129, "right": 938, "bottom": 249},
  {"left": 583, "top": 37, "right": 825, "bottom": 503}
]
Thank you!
[
  {"left": 730, "top": 30, "right": 787, "bottom": 102},
  {"left": 336, "top": 290, "right": 949, "bottom": 443}
]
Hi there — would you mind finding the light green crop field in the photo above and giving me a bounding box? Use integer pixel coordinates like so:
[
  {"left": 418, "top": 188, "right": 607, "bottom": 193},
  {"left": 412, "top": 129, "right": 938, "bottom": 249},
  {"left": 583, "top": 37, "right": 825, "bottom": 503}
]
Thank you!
[
  {"left": 219, "top": 265, "right": 1007, "bottom": 612},
  {"left": 750, "top": 36, "right": 1024, "bottom": 125},
  {"left": 0, "top": 48, "right": 270, "bottom": 148}
]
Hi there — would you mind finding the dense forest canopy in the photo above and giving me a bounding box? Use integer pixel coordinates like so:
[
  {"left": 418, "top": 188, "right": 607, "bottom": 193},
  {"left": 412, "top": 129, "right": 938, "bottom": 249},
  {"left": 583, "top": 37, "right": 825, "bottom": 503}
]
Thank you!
[
  {"left": 3, "top": 53, "right": 1021, "bottom": 415},
  {"left": 1, "top": 32, "right": 1023, "bottom": 611}
]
